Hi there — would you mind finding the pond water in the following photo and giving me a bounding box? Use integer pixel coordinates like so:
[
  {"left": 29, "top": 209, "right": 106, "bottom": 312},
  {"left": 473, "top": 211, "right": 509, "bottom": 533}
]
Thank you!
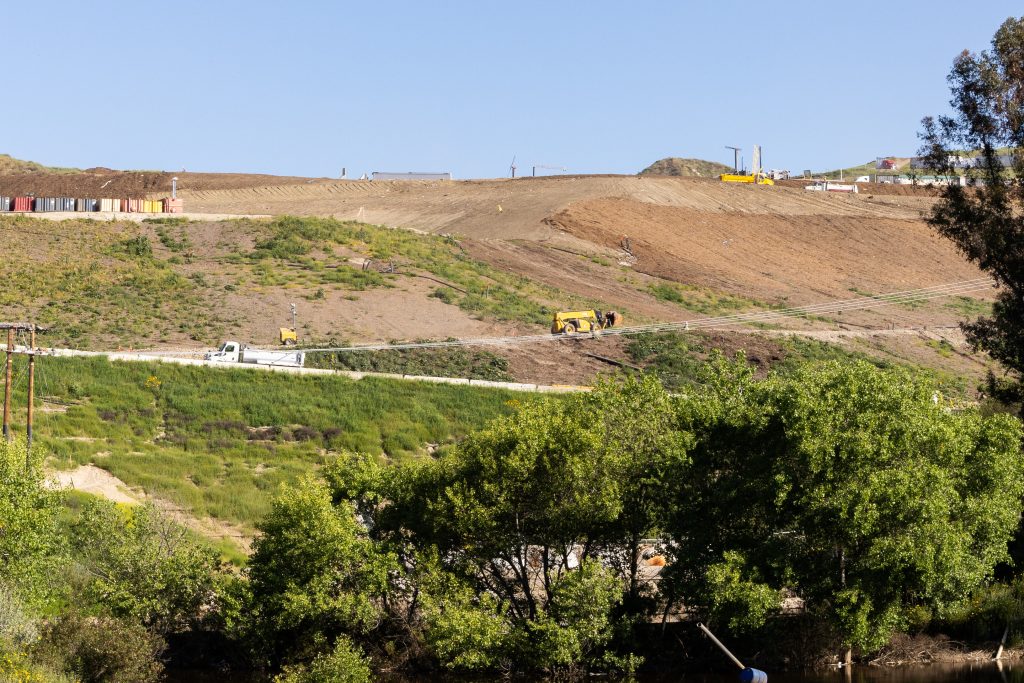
[
  {"left": 165, "top": 661, "right": 1021, "bottom": 683},
  {"left": 654, "top": 662, "right": 1022, "bottom": 683}
]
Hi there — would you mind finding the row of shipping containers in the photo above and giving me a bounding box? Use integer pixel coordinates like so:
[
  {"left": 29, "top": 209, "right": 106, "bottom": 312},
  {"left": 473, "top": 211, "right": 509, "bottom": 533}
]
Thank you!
[{"left": 0, "top": 197, "right": 179, "bottom": 213}]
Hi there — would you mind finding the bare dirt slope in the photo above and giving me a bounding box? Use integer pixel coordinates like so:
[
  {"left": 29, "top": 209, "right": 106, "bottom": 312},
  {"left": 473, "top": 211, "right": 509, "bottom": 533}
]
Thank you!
[
  {"left": 175, "top": 174, "right": 982, "bottom": 328},
  {"left": 546, "top": 197, "right": 979, "bottom": 306}
]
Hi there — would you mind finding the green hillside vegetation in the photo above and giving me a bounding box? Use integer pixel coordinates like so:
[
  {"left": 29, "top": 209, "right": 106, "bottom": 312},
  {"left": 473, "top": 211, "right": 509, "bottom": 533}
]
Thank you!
[
  {"left": 306, "top": 345, "right": 513, "bottom": 381},
  {"left": 821, "top": 160, "right": 880, "bottom": 179},
  {"left": 0, "top": 215, "right": 607, "bottom": 349},
  {"left": 639, "top": 157, "right": 733, "bottom": 177},
  {"left": 18, "top": 329, "right": 967, "bottom": 545},
  {"left": 234, "top": 215, "right": 580, "bottom": 325},
  {"left": 0, "top": 153, "right": 80, "bottom": 174},
  {"left": 24, "top": 356, "right": 526, "bottom": 533}
]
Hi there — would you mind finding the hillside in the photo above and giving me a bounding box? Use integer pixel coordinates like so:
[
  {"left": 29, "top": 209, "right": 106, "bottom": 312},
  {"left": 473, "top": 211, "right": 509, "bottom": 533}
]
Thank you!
[
  {"left": 0, "top": 170, "right": 995, "bottom": 391},
  {"left": 0, "top": 165, "right": 1001, "bottom": 551},
  {"left": 639, "top": 157, "right": 732, "bottom": 177},
  {"left": 0, "top": 153, "right": 80, "bottom": 175}
]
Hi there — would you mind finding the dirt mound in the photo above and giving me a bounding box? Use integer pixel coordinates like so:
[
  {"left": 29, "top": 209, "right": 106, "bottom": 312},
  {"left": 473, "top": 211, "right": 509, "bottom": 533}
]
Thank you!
[
  {"left": 0, "top": 169, "right": 328, "bottom": 199},
  {"left": 640, "top": 157, "right": 732, "bottom": 177},
  {"left": 545, "top": 196, "right": 984, "bottom": 314}
]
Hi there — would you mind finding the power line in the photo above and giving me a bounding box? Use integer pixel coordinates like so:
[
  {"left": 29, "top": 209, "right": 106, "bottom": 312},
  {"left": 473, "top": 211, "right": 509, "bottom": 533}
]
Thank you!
[{"left": 139, "top": 277, "right": 994, "bottom": 357}]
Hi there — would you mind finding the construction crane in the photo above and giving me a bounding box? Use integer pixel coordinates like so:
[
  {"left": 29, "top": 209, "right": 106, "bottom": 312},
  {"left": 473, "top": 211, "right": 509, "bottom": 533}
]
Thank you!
[{"left": 532, "top": 164, "right": 567, "bottom": 176}]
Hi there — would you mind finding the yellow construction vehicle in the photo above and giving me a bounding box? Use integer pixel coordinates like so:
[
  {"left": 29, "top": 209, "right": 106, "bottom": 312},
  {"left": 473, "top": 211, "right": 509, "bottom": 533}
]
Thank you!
[
  {"left": 719, "top": 172, "right": 774, "bottom": 185},
  {"left": 280, "top": 303, "right": 298, "bottom": 345},
  {"left": 720, "top": 144, "right": 775, "bottom": 185},
  {"left": 551, "top": 310, "right": 621, "bottom": 335}
]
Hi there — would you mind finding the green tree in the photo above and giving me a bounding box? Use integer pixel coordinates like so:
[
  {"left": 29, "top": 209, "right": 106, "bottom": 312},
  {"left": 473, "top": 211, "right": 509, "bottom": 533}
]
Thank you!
[
  {"left": 920, "top": 16, "right": 1024, "bottom": 410},
  {"left": 0, "top": 439, "right": 64, "bottom": 607},
  {"left": 245, "top": 477, "right": 395, "bottom": 669},
  {"left": 359, "top": 376, "right": 685, "bottom": 672},
  {"left": 669, "top": 359, "right": 1024, "bottom": 658},
  {"left": 71, "top": 500, "right": 221, "bottom": 635}
]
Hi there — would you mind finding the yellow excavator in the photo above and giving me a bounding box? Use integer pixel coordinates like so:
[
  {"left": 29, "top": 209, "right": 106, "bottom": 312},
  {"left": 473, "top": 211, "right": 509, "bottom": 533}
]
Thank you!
[{"left": 551, "top": 310, "right": 621, "bottom": 335}]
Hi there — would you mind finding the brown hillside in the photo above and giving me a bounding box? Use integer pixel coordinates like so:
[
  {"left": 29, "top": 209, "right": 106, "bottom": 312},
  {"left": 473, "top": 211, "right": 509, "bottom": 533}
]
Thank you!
[
  {"left": 0, "top": 168, "right": 996, "bottom": 388},
  {"left": 640, "top": 157, "right": 732, "bottom": 177}
]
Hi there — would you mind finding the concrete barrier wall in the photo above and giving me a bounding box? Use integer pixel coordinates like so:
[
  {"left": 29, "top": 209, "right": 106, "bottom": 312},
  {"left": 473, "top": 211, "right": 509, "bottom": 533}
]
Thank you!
[{"left": 28, "top": 347, "right": 591, "bottom": 394}]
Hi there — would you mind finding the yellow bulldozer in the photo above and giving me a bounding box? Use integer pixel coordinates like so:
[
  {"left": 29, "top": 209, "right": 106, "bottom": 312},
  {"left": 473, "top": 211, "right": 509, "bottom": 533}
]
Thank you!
[{"left": 551, "top": 309, "right": 621, "bottom": 335}]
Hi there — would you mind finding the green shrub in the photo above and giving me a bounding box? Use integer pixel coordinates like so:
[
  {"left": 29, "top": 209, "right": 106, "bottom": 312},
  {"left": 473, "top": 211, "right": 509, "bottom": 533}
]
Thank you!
[
  {"left": 273, "top": 636, "right": 371, "bottom": 683},
  {"left": 116, "top": 236, "right": 152, "bottom": 258},
  {"left": 36, "top": 613, "right": 165, "bottom": 683}
]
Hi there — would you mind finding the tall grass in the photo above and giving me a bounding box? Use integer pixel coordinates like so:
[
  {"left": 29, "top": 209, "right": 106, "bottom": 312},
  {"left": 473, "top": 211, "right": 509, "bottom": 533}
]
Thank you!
[{"left": 17, "top": 356, "right": 530, "bottom": 530}]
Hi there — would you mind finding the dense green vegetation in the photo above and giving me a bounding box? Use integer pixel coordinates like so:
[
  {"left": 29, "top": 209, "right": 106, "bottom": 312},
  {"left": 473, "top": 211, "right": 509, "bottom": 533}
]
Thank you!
[
  {"left": 25, "top": 355, "right": 523, "bottom": 532},
  {"left": 4, "top": 359, "right": 1024, "bottom": 680},
  {"left": 306, "top": 345, "right": 513, "bottom": 381},
  {"left": 625, "top": 331, "right": 970, "bottom": 396}
]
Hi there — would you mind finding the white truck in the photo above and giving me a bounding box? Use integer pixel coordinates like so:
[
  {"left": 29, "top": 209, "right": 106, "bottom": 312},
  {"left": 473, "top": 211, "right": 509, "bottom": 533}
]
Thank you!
[{"left": 204, "top": 341, "right": 305, "bottom": 367}]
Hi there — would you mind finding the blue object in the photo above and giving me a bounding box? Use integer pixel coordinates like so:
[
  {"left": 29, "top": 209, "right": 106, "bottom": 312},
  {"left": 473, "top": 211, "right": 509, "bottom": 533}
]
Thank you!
[{"left": 740, "top": 668, "right": 767, "bottom": 683}]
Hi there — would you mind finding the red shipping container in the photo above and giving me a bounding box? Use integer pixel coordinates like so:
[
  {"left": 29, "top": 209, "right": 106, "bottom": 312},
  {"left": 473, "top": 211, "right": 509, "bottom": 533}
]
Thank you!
[{"left": 13, "top": 197, "right": 32, "bottom": 212}]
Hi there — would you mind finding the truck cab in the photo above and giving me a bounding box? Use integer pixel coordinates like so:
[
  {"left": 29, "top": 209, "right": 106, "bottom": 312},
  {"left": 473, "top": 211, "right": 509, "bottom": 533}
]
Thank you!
[{"left": 205, "top": 341, "right": 242, "bottom": 362}]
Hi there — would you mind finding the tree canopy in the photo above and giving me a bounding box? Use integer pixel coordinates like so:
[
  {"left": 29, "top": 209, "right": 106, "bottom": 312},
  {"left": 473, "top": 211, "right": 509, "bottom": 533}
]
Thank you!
[{"left": 920, "top": 16, "right": 1024, "bottom": 408}]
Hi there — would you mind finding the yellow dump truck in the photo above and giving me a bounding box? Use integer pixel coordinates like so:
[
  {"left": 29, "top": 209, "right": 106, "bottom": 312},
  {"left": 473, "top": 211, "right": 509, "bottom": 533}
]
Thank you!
[{"left": 551, "top": 310, "right": 621, "bottom": 335}]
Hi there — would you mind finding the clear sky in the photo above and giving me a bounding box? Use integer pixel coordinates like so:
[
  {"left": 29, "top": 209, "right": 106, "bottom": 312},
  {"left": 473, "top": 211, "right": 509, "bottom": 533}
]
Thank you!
[{"left": 3, "top": 2, "right": 1020, "bottom": 178}]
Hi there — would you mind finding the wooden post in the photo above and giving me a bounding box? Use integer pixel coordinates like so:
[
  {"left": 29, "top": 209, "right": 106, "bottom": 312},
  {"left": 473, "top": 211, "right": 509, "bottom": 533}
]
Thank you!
[
  {"left": 26, "top": 326, "right": 35, "bottom": 458},
  {"left": 994, "top": 623, "right": 1009, "bottom": 660},
  {"left": 3, "top": 328, "right": 11, "bottom": 441}
]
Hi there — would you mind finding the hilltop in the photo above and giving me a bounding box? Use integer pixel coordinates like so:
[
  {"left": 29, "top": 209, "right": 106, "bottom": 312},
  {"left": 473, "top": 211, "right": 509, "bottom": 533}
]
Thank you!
[
  {"left": 639, "top": 157, "right": 732, "bottom": 177},
  {"left": 0, "top": 153, "right": 80, "bottom": 175}
]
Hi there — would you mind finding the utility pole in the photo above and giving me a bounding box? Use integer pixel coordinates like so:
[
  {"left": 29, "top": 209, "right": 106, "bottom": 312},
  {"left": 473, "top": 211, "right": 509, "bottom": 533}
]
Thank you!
[
  {"left": 3, "top": 328, "right": 11, "bottom": 440},
  {"left": 726, "top": 146, "right": 741, "bottom": 173},
  {"left": 0, "top": 323, "right": 46, "bottom": 454},
  {"left": 26, "top": 325, "right": 35, "bottom": 457}
]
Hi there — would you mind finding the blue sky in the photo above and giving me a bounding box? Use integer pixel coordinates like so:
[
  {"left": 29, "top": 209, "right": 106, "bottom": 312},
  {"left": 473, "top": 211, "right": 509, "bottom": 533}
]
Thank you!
[{"left": 2, "top": 2, "right": 1019, "bottom": 178}]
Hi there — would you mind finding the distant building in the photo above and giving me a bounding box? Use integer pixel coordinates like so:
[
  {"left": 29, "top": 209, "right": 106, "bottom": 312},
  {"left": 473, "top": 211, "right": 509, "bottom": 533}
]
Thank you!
[
  {"left": 371, "top": 171, "right": 452, "bottom": 181},
  {"left": 909, "top": 153, "right": 1014, "bottom": 170}
]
